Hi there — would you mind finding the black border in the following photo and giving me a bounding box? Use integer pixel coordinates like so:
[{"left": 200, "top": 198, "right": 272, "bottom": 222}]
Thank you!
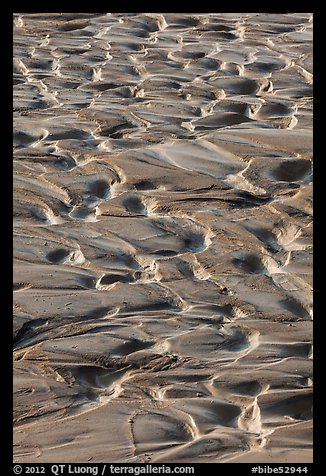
[
  {"left": 6, "top": 5, "right": 14, "bottom": 473},
  {"left": 9, "top": 4, "right": 318, "bottom": 473}
]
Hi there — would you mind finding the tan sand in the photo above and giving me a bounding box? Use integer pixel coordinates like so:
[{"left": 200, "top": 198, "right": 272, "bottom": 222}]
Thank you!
[{"left": 13, "top": 13, "right": 313, "bottom": 463}]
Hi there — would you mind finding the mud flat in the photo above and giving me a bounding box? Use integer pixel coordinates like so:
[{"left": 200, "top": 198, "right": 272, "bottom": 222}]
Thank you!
[{"left": 13, "top": 13, "right": 313, "bottom": 463}]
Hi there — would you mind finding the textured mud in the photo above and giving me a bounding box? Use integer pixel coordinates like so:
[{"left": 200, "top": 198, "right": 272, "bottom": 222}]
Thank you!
[{"left": 13, "top": 13, "right": 313, "bottom": 463}]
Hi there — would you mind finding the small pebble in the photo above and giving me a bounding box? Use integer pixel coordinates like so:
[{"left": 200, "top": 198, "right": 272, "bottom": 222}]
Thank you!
[{"left": 219, "top": 285, "right": 228, "bottom": 294}]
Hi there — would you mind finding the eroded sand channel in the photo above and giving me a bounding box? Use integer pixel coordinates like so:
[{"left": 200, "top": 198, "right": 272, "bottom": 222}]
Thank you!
[{"left": 13, "top": 13, "right": 313, "bottom": 463}]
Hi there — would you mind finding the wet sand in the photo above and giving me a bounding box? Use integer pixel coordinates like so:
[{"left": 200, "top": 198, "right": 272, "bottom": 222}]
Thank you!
[{"left": 13, "top": 13, "right": 313, "bottom": 463}]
